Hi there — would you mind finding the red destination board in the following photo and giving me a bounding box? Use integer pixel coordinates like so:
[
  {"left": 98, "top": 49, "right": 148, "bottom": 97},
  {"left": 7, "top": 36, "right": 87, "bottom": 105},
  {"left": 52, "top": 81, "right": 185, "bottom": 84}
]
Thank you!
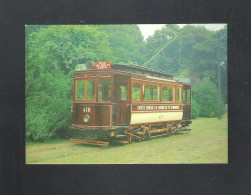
[{"left": 95, "top": 61, "right": 111, "bottom": 69}]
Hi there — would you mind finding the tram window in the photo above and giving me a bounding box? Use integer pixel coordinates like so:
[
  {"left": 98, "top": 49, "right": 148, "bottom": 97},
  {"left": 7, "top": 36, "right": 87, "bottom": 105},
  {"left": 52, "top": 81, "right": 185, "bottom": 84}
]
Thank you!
[
  {"left": 176, "top": 87, "right": 182, "bottom": 102},
  {"left": 143, "top": 84, "right": 159, "bottom": 101},
  {"left": 132, "top": 83, "right": 141, "bottom": 101},
  {"left": 76, "top": 80, "right": 85, "bottom": 100},
  {"left": 144, "top": 85, "right": 151, "bottom": 101},
  {"left": 120, "top": 84, "right": 128, "bottom": 101},
  {"left": 183, "top": 90, "right": 187, "bottom": 103},
  {"left": 87, "top": 80, "right": 96, "bottom": 100},
  {"left": 162, "top": 86, "right": 175, "bottom": 102},
  {"left": 98, "top": 79, "right": 111, "bottom": 101},
  {"left": 153, "top": 86, "right": 159, "bottom": 101},
  {"left": 187, "top": 89, "right": 191, "bottom": 103}
]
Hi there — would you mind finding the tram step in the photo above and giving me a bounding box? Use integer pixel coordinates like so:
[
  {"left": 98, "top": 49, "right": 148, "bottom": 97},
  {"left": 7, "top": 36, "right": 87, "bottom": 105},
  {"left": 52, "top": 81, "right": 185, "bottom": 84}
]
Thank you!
[
  {"left": 125, "top": 132, "right": 144, "bottom": 140},
  {"left": 115, "top": 135, "right": 127, "bottom": 138},
  {"left": 70, "top": 139, "right": 109, "bottom": 146},
  {"left": 179, "top": 129, "right": 191, "bottom": 131},
  {"left": 113, "top": 140, "right": 129, "bottom": 144},
  {"left": 151, "top": 134, "right": 168, "bottom": 138}
]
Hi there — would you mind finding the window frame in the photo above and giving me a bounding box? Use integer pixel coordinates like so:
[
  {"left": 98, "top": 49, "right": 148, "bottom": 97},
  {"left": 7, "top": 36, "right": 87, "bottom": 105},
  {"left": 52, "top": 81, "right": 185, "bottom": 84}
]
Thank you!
[
  {"left": 98, "top": 78, "right": 112, "bottom": 102},
  {"left": 176, "top": 86, "right": 183, "bottom": 103},
  {"left": 142, "top": 82, "right": 161, "bottom": 102},
  {"left": 185, "top": 88, "right": 191, "bottom": 104},
  {"left": 183, "top": 89, "right": 187, "bottom": 103},
  {"left": 132, "top": 81, "right": 142, "bottom": 102},
  {"left": 161, "top": 84, "right": 176, "bottom": 103},
  {"left": 118, "top": 81, "right": 129, "bottom": 102},
  {"left": 74, "top": 79, "right": 97, "bottom": 102}
]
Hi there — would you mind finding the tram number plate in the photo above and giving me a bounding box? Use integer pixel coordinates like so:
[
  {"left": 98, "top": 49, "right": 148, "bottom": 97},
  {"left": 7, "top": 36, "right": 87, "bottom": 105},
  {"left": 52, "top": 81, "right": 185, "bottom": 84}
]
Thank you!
[
  {"left": 83, "top": 107, "right": 91, "bottom": 113},
  {"left": 159, "top": 114, "right": 163, "bottom": 119}
]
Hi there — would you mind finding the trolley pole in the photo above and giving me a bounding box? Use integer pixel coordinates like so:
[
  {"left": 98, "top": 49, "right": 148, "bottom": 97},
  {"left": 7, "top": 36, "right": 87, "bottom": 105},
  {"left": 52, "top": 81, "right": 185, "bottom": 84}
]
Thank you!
[{"left": 217, "top": 34, "right": 222, "bottom": 120}]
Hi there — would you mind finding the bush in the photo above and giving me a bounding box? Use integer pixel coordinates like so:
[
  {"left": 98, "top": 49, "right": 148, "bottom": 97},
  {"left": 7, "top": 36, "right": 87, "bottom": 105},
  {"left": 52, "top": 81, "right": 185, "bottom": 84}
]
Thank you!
[
  {"left": 25, "top": 69, "right": 73, "bottom": 141},
  {"left": 25, "top": 25, "right": 114, "bottom": 142},
  {"left": 192, "top": 78, "right": 218, "bottom": 117},
  {"left": 191, "top": 99, "right": 200, "bottom": 119}
]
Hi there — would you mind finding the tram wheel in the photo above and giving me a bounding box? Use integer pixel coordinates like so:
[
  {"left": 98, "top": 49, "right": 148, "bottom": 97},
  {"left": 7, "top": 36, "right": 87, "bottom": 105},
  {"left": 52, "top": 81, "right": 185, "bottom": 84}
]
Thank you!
[
  {"left": 169, "top": 127, "right": 173, "bottom": 135},
  {"left": 146, "top": 130, "right": 151, "bottom": 140}
]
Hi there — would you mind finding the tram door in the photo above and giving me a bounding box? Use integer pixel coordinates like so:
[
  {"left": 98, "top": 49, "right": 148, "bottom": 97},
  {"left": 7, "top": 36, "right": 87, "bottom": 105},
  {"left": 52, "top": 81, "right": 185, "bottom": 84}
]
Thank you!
[
  {"left": 182, "top": 84, "right": 192, "bottom": 120},
  {"left": 113, "top": 75, "right": 131, "bottom": 125}
]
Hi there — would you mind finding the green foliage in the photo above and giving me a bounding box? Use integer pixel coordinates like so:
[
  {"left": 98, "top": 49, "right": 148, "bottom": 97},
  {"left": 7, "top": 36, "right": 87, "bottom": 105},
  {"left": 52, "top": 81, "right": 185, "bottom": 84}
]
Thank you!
[
  {"left": 26, "top": 68, "right": 73, "bottom": 141},
  {"left": 25, "top": 25, "right": 114, "bottom": 141},
  {"left": 178, "top": 69, "right": 190, "bottom": 78},
  {"left": 144, "top": 24, "right": 181, "bottom": 72},
  {"left": 192, "top": 78, "right": 219, "bottom": 117},
  {"left": 26, "top": 25, "right": 114, "bottom": 74},
  {"left": 144, "top": 25, "right": 227, "bottom": 95},
  {"left": 191, "top": 99, "right": 200, "bottom": 119},
  {"left": 94, "top": 25, "right": 145, "bottom": 65}
]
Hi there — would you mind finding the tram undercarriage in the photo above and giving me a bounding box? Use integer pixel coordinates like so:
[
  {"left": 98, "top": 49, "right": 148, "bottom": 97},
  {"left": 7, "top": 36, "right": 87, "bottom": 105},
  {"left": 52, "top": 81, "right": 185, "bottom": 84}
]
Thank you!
[{"left": 70, "top": 121, "right": 191, "bottom": 146}]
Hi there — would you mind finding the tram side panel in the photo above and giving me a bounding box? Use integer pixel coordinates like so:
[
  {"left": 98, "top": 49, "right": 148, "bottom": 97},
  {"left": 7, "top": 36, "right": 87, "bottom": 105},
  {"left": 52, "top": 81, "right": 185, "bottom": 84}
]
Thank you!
[{"left": 130, "top": 104, "right": 183, "bottom": 125}]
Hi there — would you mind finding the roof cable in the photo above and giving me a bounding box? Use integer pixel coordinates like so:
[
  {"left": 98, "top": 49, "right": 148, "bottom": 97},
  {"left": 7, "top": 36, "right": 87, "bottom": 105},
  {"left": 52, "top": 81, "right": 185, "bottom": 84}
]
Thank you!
[{"left": 142, "top": 33, "right": 182, "bottom": 67}]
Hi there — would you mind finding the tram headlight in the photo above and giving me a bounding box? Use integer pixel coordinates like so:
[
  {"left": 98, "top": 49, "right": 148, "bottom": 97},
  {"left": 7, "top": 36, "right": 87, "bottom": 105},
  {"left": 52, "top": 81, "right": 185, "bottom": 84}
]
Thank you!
[{"left": 83, "top": 114, "right": 90, "bottom": 123}]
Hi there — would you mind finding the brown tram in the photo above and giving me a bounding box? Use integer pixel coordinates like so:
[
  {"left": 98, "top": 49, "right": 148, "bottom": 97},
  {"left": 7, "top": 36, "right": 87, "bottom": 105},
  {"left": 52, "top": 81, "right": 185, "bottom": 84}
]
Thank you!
[{"left": 69, "top": 63, "right": 191, "bottom": 146}]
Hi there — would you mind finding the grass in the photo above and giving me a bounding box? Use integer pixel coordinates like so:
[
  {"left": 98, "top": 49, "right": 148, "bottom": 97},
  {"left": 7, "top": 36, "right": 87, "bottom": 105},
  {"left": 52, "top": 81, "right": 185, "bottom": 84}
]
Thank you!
[{"left": 26, "top": 114, "right": 228, "bottom": 164}]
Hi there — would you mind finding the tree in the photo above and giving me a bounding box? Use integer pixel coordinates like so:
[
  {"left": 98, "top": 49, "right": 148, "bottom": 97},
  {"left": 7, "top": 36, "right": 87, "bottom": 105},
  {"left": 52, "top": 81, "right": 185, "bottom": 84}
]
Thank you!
[
  {"left": 144, "top": 25, "right": 222, "bottom": 82},
  {"left": 26, "top": 68, "right": 73, "bottom": 141},
  {"left": 94, "top": 25, "right": 145, "bottom": 65},
  {"left": 144, "top": 24, "right": 181, "bottom": 73},
  {"left": 25, "top": 25, "right": 114, "bottom": 141},
  {"left": 191, "top": 99, "right": 200, "bottom": 119},
  {"left": 192, "top": 78, "right": 222, "bottom": 117},
  {"left": 216, "top": 25, "right": 227, "bottom": 103}
]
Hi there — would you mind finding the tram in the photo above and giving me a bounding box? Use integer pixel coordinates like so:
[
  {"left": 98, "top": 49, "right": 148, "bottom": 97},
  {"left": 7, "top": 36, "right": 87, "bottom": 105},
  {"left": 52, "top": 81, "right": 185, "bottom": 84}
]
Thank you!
[{"left": 69, "top": 62, "right": 191, "bottom": 146}]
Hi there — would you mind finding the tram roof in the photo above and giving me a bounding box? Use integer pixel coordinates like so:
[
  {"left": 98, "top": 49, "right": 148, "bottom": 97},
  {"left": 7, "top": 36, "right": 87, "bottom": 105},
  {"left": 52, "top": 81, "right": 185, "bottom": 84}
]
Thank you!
[{"left": 110, "top": 64, "right": 173, "bottom": 80}]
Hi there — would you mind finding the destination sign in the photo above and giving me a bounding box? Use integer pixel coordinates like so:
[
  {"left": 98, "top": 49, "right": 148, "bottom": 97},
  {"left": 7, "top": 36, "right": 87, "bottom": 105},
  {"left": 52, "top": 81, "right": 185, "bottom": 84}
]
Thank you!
[
  {"left": 95, "top": 61, "right": 111, "bottom": 69},
  {"left": 132, "top": 104, "right": 182, "bottom": 111}
]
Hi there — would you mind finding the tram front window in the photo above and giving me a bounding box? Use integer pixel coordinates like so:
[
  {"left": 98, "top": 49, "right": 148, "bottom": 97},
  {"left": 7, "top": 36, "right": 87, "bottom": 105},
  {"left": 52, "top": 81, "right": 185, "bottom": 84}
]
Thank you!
[
  {"left": 87, "top": 80, "right": 96, "bottom": 100},
  {"left": 76, "top": 80, "right": 85, "bottom": 100},
  {"left": 75, "top": 80, "right": 96, "bottom": 101}
]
